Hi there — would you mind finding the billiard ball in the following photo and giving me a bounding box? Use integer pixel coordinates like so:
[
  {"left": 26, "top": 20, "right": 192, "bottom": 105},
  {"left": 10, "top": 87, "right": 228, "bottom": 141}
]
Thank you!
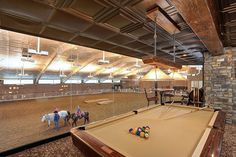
[
  {"left": 138, "top": 127, "right": 142, "bottom": 132},
  {"left": 140, "top": 132, "right": 145, "bottom": 138},
  {"left": 144, "top": 133, "right": 149, "bottom": 139},
  {"left": 145, "top": 129, "right": 149, "bottom": 133},
  {"left": 136, "top": 130, "right": 141, "bottom": 136},
  {"left": 132, "top": 128, "right": 137, "bottom": 135}
]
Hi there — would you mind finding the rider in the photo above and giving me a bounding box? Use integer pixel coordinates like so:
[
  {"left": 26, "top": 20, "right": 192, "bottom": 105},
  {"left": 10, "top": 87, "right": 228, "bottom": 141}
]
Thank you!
[{"left": 76, "top": 105, "right": 84, "bottom": 118}]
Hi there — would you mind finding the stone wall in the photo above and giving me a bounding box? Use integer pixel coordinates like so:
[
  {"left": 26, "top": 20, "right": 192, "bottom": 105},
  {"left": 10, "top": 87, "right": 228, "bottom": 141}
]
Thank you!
[{"left": 204, "top": 48, "right": 236, "bottom": 124}]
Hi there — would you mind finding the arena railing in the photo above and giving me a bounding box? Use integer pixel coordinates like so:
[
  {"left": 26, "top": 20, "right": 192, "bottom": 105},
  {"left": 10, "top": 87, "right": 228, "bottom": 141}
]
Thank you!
[{"left": 0, "top": 88, "right": 143, "bottom": 102}]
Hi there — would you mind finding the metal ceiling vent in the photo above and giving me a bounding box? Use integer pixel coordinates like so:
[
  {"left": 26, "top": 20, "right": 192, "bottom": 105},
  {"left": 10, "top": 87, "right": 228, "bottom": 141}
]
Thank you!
[{"left": 98, "top": 51, "right": 109, "bottom": 65}]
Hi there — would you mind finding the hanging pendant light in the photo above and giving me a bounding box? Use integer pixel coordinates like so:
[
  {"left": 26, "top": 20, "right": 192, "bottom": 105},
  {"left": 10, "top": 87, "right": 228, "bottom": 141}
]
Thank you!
[
  {"left": 142, "top": 15, "right": 171, "bottom": 81},
  {"left": 168, "top": 31, "right": 186, "bottom": 81},
  {"left": 169, "top": 71, "right": 186, "bottom": 80},
  {"left": 142, "top": 68, "right": 172, "bottom": 81}
]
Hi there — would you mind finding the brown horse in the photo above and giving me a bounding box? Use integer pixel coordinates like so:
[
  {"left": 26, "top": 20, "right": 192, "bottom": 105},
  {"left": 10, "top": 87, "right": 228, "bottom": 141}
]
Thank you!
[{"left": 68, "top": 112, "right": 89, "bottom": 127}]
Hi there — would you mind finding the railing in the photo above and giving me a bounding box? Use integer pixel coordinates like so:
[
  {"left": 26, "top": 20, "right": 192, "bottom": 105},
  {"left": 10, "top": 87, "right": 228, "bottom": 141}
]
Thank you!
[{"left": 0, "top": 88, "right": 143, "bottom": 102}]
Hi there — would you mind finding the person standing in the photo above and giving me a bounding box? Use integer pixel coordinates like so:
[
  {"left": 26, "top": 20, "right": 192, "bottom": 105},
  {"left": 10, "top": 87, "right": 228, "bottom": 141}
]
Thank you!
[{"left": 54, "top": 110, "right": 60, "bottom": 129}]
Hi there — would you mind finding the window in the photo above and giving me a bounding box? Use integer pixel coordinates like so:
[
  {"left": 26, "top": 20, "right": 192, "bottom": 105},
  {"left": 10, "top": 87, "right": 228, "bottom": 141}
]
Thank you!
[
  {"left": 4, "top": 79, "right": 33, "bottom": 85},
  {"left": 113, "top": 80, "right": 120, "bottom": 83},
  {"left": 102, "top": 80, "right": 113, "bottom": 83},
  {"left": 85, "top": 80, "right": 98, "bottom": 83},
  {"left": 38, "top": 80, "right": 60, "bottom": 84},
  {"left": 65, "top": 80, "right": 81, "bottom": 84}
]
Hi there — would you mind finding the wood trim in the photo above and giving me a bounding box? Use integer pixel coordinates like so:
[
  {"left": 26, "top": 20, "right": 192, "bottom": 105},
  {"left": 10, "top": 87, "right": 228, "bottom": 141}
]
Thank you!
[
  {"left": 71, "top": 129, "right": 125, "bottom": 157},
  {"left": 200, "top": 128, "right": 224, "bottom": 157},
  {"left": 213, "top": 111, "right": 226, "bottom": 129},
  {"left": 146, "top": 4, "right": 180, "bottom": 35},
  {"left": 201, "top": 110, "right": 226, "bottom": 157}
]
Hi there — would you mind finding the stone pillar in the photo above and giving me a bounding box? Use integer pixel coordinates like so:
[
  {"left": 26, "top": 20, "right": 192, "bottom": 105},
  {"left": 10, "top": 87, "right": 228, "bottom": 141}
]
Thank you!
[{"left": 204, "top": 48, "right": 236, "bottom": 124}]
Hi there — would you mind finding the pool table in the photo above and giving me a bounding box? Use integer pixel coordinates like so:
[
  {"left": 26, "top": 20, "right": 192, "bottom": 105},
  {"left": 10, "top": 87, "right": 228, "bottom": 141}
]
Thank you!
[{"left": 71, "top": 105, "right": 225, "bottom": 157}]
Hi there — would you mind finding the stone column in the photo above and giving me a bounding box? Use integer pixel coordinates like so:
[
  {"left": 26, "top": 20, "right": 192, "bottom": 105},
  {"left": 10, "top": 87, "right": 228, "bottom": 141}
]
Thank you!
[{"left": 204, "top": 49, "right": 235, "bottom": 124}]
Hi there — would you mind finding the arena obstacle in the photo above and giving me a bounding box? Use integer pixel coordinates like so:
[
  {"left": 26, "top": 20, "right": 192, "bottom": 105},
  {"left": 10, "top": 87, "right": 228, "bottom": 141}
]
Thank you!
[
  {"left": 84, "top": 98, "right": 109, "bottom": 103},
  {"left": 97, "top": 100, "right": 114, "bottom": 105}
]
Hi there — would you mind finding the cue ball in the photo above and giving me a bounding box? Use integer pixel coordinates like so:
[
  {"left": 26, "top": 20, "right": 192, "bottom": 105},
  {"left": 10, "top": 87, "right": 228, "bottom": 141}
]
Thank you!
[{"left": 144, "top": 133, "right": 149, "bottom": 139}]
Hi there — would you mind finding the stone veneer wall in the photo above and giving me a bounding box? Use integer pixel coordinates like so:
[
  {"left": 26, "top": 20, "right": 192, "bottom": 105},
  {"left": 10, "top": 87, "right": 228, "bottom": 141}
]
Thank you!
[{"left": 204, "top": 48, "right": 236, "bottom": 124}]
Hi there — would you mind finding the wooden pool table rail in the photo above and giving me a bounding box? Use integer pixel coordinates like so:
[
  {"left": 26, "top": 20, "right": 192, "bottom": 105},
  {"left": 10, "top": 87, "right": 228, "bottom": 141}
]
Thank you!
[
  {"left": 71, "top": 129, "right": 125, "bottom": 157},
  {"left": 200, "top": 111, "right": 226, "bottom": 157}
]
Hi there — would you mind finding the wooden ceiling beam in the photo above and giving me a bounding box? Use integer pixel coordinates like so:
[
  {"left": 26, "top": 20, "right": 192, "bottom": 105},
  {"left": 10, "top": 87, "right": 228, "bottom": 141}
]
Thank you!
[
  {"left": 142, "top": 56, "right": 182, "bottom": 69},
  {"left": 146, "top": 4, "right": 180, "bottom": 35},
  {"left": 169, "top": 0, "right": 223, "bottom": 55}
]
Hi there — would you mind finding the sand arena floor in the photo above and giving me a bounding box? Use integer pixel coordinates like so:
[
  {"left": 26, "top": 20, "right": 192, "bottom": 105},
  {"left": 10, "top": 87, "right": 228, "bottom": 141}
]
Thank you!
[{"left": 0, "top": 92, "right": 147, "bottom": 152}]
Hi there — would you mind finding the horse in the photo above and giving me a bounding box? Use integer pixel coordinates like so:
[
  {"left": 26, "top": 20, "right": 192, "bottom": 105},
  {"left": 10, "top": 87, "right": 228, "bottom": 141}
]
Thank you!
[
  {"left": 41, "top": 110, "right": 70, "bottom": 127},
  {"left": 69, "top": 111, "right": 89, "bottom": 127}
]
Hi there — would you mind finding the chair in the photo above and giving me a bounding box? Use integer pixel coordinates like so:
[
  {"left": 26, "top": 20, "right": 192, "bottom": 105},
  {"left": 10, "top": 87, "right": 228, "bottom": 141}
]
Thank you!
[
  {"left": 163, "top": 92, "right": 175, "bottom": 104},
  {"left": 144, "top": 88, "right": 159, "bottom": 106},
  {"left": 187, "top": 88, "right": 204, "bottom": 107}
]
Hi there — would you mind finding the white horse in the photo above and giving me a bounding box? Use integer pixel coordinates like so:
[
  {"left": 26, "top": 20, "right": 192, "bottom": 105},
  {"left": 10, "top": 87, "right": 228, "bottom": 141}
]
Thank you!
[{"left": 41, "top": 110, "right": 70, "bottom": 127}]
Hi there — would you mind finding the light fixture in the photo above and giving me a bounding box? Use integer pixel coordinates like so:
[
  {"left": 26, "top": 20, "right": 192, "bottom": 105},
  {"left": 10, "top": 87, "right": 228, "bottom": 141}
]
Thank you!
[
  {"left": 21, "top": 57, "right": 35, "bottom": 63},
  {"left": 59, "top": 68, "right": 67, "bottom": 78},
  {"left": 59, "top": 74, "right": 67, "bottom": 78},
  {"left": 73, "top": 53, "right": 81, "bottom": 67},
  {"left": 143, "top": 14, "right": 173, "bottom": 82},
  {"left": 98, "top": 51, "right": 109, "bottom": 65},
  {"left": 28, "top": 37, "right": 48, "bottom": 56},
  {"left": 134, "top": 59, "right": 141, "bottom": 68},
  {"left": 17, "top": 63, "right": 29, "bottom": 77},
  {"left": 143, "top": 7, "right": 182, "bottom": 69},
  {"left": 88, "top": 72, "right": 93, "bottom": 78},
  {"left": 142, "top": 68, "right": 172, "bottom": 81},
  {"left": 108, "top": 73, "right": 113, "bottom": 79},
  {"left": 169, "top": 71, "right": 186, "bottom": 80},
  {"left": 167, "top": 68, "right": 172, "bottom": 73}
]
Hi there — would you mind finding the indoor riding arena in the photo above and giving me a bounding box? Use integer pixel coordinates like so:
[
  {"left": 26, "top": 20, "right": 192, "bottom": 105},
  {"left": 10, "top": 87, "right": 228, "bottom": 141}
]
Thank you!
[{"left": 0, "top": 0, "right": 235, "bottom": 157}]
